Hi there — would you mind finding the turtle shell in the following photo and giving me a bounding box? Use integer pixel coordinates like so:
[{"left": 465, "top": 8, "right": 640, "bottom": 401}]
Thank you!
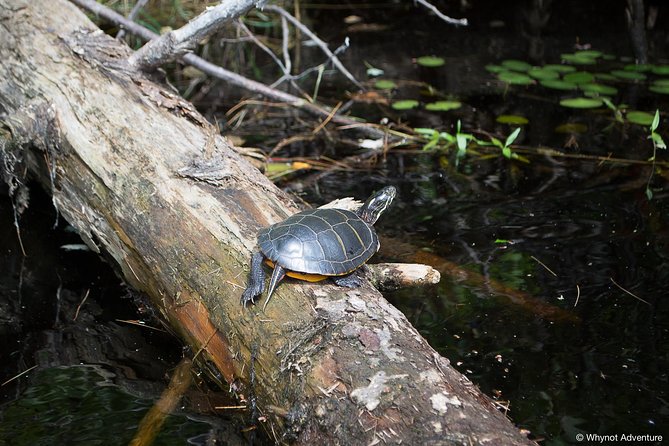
[{"left": 258, "top": 208, "right": 379, "bottom": 276}]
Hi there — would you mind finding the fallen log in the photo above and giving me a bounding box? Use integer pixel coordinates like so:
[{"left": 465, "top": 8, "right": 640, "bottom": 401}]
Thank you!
[{"left": 0, "top": 0, "right": 535, "bottom": 444}]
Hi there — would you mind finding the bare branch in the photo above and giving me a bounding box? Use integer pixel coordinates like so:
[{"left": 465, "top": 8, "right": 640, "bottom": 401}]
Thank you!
[
  {"left": 414, "top": 0, "right": 468, "bottom": 26},
  {"left": 116, "top": 0, "right": 148, "bottom": 40},
  {"left": 263, "top": 5, "right": 365, "bottom": 91},
  {"left": 69, "top": 0, "right": 386, "bottom": 139},
  {"left": 127, "top": 0, "right": 264, "bottom": 70}
]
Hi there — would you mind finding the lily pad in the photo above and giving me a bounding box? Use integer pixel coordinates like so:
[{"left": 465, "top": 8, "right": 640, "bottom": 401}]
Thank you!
[
  {"left": 425, "top": 100, "right": 462, "bottom": 111},
  {"left": 528, "top": 68, "right": 559, "bottom": 80},
  {"left": 374, "top": 79, "right": 397, "bottom": 90},
  {"left": 611, "top": 70, "right": 646, "bottom": 80},
  {"left": 594, "top": 73, "right": 617, "bottom": 82},
  {"left": 540, "top": 79, "right": 577, "bottom": 90},
  {"left": 392, "top": 99, "right": 419, "bottom": 110},
  {"left": 624, "top": 64, "right": 654, "bottom": 72},
  {"left": 649, "top": 84, "right": 669, "bottom": 95},
  {"left": 496, "top": 115, "right": 529, "bottom": 125},
  {"left": 416, "top": 56, "right": 445, "bottom": 67},
  {"left": 498, "top": 71, "right": 533, "bottom": 85},
  {"left": 575, "top": 50, "right": 603, "bottom": 58},
  {"left": 559, "top": 97, "right": 604, "bottom": 109},
  {"left": 561, "top": 53, "right": 597, "bottom": 65},
  {"left": 626, "top": 111, "right": 655, "bottom": 125},
  {"left": 652, "top": 79, "right": 669, "bottom": 87},
  {"left": 564, "top": 71, "right": 595, "bottom": 84},
  {"left": 652, "top": 65, "right": 669, "bottom": 75},
  {"left": 485, "top": 64, "right": 505, "bottom": 73},
  {"left": 501, "top": 59, "right": 532, "bottom": 72},
  {"left": 544, "top": 64, "right": 577, "bottom": 73},
  {"left": 580, "top": 83, "right": 618, "bottom": 95}
]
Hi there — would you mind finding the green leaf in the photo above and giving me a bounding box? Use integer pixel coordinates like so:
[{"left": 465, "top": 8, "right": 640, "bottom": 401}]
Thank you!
[
  {"left": 392, "top": 99, "right": 419, "bottom": 110},
  {"left": 559, "top": 97, "right": 604, "bottom": 109},
  {"left": 651, "top": 109, "right": 660, "bottom": 132},
  {"left": 485, "top": 64, "right": 505, "bottom": 73},
  {"left": 543, "top": 64, "right": 577, "bottom": 73},
  {"left": 540, "top": 79, "right": 577, "bottom": 90},
  {"left": 414, "top": 128, "right": 438, "bottom": 137},
  {"left": 425, "top": 100, "right": 462, "bottom": 111},
  {"left": 374, "top": 79, "right": 397, "bottom": 90},
  {"left": 528, "top": 68, "right": 559, "bottom": 80},
  {"left": 627, "top": 111, "right": 655, "bottom": 126},
  {"left": 505, "top": 127, "right": 522, "bottom": 147},
  {"left": 646, "top": 187, "right": 653, "bottom": 200},
  {"left": 416, "top": 56, "right": 445, "bottom": 67},
  {"left": 580, "top": 83, "right": 618, "bottom": 95},
  {"left": 564, "top": 71, "right": 595, "bottom": 84},
  {"left": 502, "top": 146, "right": 512, "bottom": 159},
  {"left": 496, "top": 115, "right": 529, "bottom": 125},
  {"left": 652, "top": 65, "right": 669, "bottom": 75},
  {"left": 498, "top": 71, "right": 533, "bottom": 85},
  {"left": 649, "top": 84, "right": 669, "bottom": 95},
  {"left": 456, "top": 133, "right": 468, "bottom": 151},
  {"left": 611, "top": 70, "right": 646, "bottom": 81},
  {"left": 501, "top": 59, "right": 532, "bottom": 72},
  {"left": 561, "top": 53, "right": 597, "bottom": 65},
  {"left": 651, "top": 132, "right": 666, "bottom": 149}
]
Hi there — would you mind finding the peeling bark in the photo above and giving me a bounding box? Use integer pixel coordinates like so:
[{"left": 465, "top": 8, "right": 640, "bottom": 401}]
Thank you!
[{"left": 0, "top": 1, "right": 536, "bottom": 444}]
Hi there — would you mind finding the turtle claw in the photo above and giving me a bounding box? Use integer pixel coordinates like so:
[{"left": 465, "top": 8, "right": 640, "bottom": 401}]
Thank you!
[{"left": 241, "top": 251, "right": 266, "bottom": 308}]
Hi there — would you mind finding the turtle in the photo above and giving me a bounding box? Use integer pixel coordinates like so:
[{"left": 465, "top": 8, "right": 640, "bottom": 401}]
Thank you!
[{"left": 241, "top": 186, "right": 397, "bottom": 310}]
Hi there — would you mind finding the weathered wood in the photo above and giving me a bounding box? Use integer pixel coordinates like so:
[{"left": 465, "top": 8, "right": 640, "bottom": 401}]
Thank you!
[{"left": 0, "top": 1, "right": 536, "bottom": 444}]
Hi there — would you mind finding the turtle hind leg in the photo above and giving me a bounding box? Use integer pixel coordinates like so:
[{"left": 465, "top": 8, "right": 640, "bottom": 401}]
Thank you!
[
  {"left": 332, "top": 270, "right": 363, "bottom": 288},
  {"left": 241, "top": 251, "right": 266, "bottom": 307},
  {"left": 263, "top": 264, "right": 286, "bottom": 311}
]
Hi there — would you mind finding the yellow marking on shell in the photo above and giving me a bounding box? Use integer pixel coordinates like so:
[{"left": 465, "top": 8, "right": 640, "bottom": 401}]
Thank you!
[{"left": 265, "top": 260, "right": 328, "bottom": 282}]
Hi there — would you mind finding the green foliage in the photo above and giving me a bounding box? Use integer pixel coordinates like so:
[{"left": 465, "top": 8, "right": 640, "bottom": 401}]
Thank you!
[
  {"left": 392, "top": 99, "right": 419, "bottom": 110},
  {"left": 559, "top": 97, "right": 603, "bottom": 109},
  {"left": 645, "top": 110, "right": 666, "bottom": 200},
  {"left": 416, "top": 56, "right": 445, "bottom": 67}
]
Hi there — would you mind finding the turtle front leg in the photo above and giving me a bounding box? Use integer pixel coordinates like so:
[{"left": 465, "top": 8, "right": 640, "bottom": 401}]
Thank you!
[
  {"left": 332, "top": 270, "right": 363, "bottom": 288},
  {"left": 241, "top": 251, "right": 266, "bottom": 307}
]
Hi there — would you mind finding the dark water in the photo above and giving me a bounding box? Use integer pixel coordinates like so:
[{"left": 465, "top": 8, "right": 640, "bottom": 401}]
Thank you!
[{"left": 2, "top": 0, "right": 669, "bottom": 444}]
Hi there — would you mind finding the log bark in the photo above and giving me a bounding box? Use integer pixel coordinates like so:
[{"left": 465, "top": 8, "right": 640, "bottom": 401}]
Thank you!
[{"left": 0, "top": 1, "right": 535, "bottom": 444}]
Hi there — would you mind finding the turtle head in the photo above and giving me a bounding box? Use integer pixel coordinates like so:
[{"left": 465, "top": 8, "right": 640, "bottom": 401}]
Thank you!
[{"left": 358, "top": 186, "right": 396, "bottom": 225}]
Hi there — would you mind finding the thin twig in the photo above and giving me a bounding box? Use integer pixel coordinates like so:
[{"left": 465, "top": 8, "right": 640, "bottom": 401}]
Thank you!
[
  {"left": 610, "top": 277, "right": 651, "bottom": 305},
  {"left": 1, "top": 365, "right": 38, "bottom": 386},
  {"left": 115, "top": 319, "right": 168, "bottom": 332},
  {"left": 530, "top": 255, "right": 557, "bottom": 277},
  {"left": 414, "top": 0, "right": 468, "bottom": 26},
  {"left": 574, "top": 284, "right": 581, "bottom": 307},
  {"left": 263, "top": 5, "right": 364, "bottom": 90},
  {"left": 116, "top": 0, "right": 149, "bottom": 40},
  {"left": 69, "top": 0, "right": 387, "bottom": 139},
  {"left": 73, "top": 288, "right": 90, "bottom": 321}
]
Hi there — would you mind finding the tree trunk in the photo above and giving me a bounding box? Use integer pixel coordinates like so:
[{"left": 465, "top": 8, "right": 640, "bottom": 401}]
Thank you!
[{"left": 0, "top": 1, "right": 535, "bottom": 444}]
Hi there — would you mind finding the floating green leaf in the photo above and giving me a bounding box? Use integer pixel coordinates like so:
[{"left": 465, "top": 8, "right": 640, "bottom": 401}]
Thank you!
[
  {"left": 392, "top": 99, "right": 419, "bottom": 110},
  {"left": 594, "top": 73, "right": 617, "bottom": 82},
  {"left": 624, "top": 64, "right": 654, "bottom": 72},
  {"left": 652, "top": 79, "right": 669, "bottom": 87},
  {"left": 496, "top": 115, "right": 529, "bottom": 125},
  {"left": 611, "top": 70, "right": 646, "bottom": 80},
  {"left": 580, "top": 83, "right": 618, "bottom": 95},
  {"left": 485, "top": 64, "right": 505, "bottom": 73},
  {"left": 561, "top": 53, "right": 597, "bottom": 65},
  {"left": 544, "top": 64, "right": 577, "bottom": 73},
  {"left": 540, "top": 79, "right": 577, "bottom": 90},
  {"left": 575, "top": 50, "right": 603, "bottom": 58},
  {"left": 559, "top": 97, "right": 604, "bottom": 109},
  {"left": 425, "top": 100, "right": 462, "bottom": 111},
  {"left": 416, "top": 56, "right": 445, "bottom": 67},
  {"left": 649, "top": 84, "right": 669, "bottom": 95},
  {"left": 564, "top": 71, "right": 595, "bottom": 84},
  {"left": 528, "top": 68, "right": 559, "bottom": 80},
  {"left": 626, "top": 111, "right": 655, "bottom": 126},
  {"left": 652, "top": 65, "right": 669, "bottom": 75},
  {"left": 501, "top": 59, "right": 532, "bottom": 72},
  {"left": 498, "top": 71, "right": 533, "bottom": 85},
  {"left": 374, "top": 79, "right": 397, "bottom": 90}
]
